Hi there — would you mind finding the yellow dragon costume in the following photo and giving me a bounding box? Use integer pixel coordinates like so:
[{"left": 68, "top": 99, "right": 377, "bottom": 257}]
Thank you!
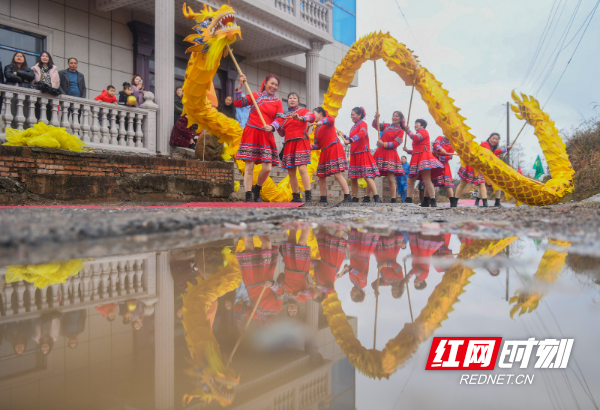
[{"left": 181, "top": 3, "right": 573, "bottom": 205}]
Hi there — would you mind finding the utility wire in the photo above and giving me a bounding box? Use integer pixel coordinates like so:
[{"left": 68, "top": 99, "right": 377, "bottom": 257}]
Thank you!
[
  {"left": 392, "top": 0, "right": 429, "bottom": 66},
  {"left": 543, "top": 0, "right": 600, "bottom": 106}
]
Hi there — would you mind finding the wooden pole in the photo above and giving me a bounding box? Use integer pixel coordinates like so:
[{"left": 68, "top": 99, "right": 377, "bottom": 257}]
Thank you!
[
  {"left": 404, "top": 259, "right": 414, "bottom": 323},
  {"left": 404, "top": 84, "right": 415, "bottom": 148},
  {"left": 501, "top": 122, "right": 527, "bottom": 160},
  {"left": 227, "top": 285, "right": 267, "bottom": 366},
  {"left": 374, "top": 268, "right": 380, "bottom": 349},
  {"left": 374, "top": 61, "right": 382, "bottom": 142},
  {"left": 228, "top": 46, "right": 267, "bottom": 128}
]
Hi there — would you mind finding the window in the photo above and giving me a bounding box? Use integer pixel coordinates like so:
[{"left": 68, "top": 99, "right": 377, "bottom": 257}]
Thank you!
[
  {"left": 149, "top": 52, "right": 190, "bottom": 94},
  {"left": 332, "top": 1, "right": 356, "bottom": 46},
  {"left": 0, "top": 26, "right": 45, "bottom": 67}
]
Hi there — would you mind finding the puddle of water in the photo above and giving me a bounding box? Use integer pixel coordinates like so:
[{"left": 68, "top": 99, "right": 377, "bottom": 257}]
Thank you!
[{"left": 1, "top": 228, "right": 599, "bottom": 410}]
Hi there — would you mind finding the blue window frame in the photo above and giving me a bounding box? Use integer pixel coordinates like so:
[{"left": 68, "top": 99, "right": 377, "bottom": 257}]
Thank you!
[
  {"left": 332, "top": 1, "right": 356, "bottom": 46},
  {"left": 0, "top": 26, "right": 45, "bottom": 68}
]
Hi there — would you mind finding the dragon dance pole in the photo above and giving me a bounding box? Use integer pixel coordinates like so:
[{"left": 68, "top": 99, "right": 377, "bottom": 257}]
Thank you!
[
  {"left": 227, "top": 285, "right": 267, "bottom": 366},
  {"left": 404, "top": 259, "right": 414, "bottom": 323},
  {"left": 374, "top": 268, "right": 380, "bottom": 349},
  {"left": 404, "top": 83, "right": 415, "bottom": 149},
  {"left": 374, "top": 60, "right": 382, "bottom": 142},
  {"left": 501, "top": 122, "right": 527, "bottom": 161},
  {"left": 228, "top": 46, "right": 268, "bottom": 128}
]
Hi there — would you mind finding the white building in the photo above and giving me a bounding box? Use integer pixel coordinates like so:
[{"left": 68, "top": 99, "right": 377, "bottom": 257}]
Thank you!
[{"left": 0, "top": 0, "right": 358, "bottom": 154}]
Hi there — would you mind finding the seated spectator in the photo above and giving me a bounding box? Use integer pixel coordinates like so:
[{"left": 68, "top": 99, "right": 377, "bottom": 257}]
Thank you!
[
  {"left": 32, "top": 312, "right": 61, "bottom": 355},
  {"left": 95, "top": 85, "right": 118, "bottom": 104},
  {"left": 174, "top": 86, "right": 184, "bottom": 122},
  {"left": 31, "top": 51, "right": 60, "bottom": 89},
  {"left": 218, "top": 95, "right": 236, "bottom": 119},
  {"left": 118, "top": 82, "right": 137, "bottom": 106},
  {"left": 58, "top": 58, "right": 86, "bottom": 98},
  {"left": 131, "top": 74, "right": 145, "bottom": 107},
  {"left": 170, "top": 115, "right": 198, "bottom": 149},
  {"left": 95, "top": 302, "right": 118, "bottom": 321},
  {"left": 4, "top": 51, "right": 34, "bottom": 88}
]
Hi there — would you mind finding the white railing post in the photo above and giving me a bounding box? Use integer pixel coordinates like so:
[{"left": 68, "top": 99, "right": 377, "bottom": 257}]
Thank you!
[
  {"left": 14, "top": 93, "right": 26, "bottom": 130},
  {"left": 81, "top": 104, "right": 91, "bottom": 143},
  {"left": 61, "top": 100, "right": 72, "bottom": 132},
  {"left": 109, "top": 108, "right": 118, "bottom": 145},
  {"left": 90, "top": 105, "right": 100, "bottom": 143},
  {"left": 139, "top": 91, "right": 158, "bottom": 153},
  {"left": 2, "top": 91, "right": 14, "bottom": 130},
  {"left": 127, "top": 112, "right": 135, "bottom": 147},
  {"left": 100, "top": 106, "right": 110, "bottom": 144},
  {"left": 72, "top": 102, "right": 81, "bottom": 136},
  {"left": 26, "top": 95, "right": 37, "bottom": 129},
  {"left": 118, "top": 109, "right": 127, "bottom": 146},
  {"left": 49, "top": 97, "right": 60, "bottom": 127},
  {"left": 39, "top": 96, "right": 49, "bottom": 125}
]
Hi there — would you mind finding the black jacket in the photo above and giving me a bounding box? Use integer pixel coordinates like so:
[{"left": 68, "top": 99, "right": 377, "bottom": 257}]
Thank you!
[
  {"left": 175, "top": 93, "right": 184, "bottom": 117},
  {"left": 4, "top": 64, "right": 35, "bottom": 88},
  {"left": 0, "top": 62, "right": 4, "bottom": 84},
  {"left": 58, "top": 69, "right": 86, "bottom": 98}
]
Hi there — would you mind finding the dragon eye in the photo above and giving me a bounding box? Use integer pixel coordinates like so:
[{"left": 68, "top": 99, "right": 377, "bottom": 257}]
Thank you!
[{"left": 206, "top": 18, "right": 213, "bottom": 23}]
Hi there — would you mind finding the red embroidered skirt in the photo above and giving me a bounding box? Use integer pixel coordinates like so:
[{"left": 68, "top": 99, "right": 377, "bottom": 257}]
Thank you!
[
  {"left": 373, "top": 148, "right": 404, "bottom": 176},
  {"left": 316, "top": 143, "right": 348, "bottom": 177},
  {"left": 348, "top": 151, "right": 380, "bottom": 179},
  {"left": 457, "top": 165, "right": 484, "bottom": 184},
  {"left": 281, "top": 139, "right": 312, "bottom": 169},
  {"left": 236, "top": 126, "right": 279, "bottom": 165},
  {"left": 408, "top": 151, "right": 444, "bottom": 179},
  {"left": 432, "top": 163, "right": 455, "bottom": 187}
]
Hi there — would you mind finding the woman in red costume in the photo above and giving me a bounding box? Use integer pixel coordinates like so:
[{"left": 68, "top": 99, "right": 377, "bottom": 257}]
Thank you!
[
  {"left": 421, "top": 135, "right": 458, "bottom": 207},
  {"left": 371, "top": 234, "right": 406, "bottom": 299},
  {"left": 235, "top": 236, "right": 282, "bottom": 325},
  {"left": 347, "top": 229, "right": 379, "bottom": 302},
  {"left": 235, "top": 74, "right": 284, "bottom": 202},
  {"left": 407, "top": 232, "right": 445, "bottom": 290},
  {"left": 299, "top": 106, "right": 350, "bottom": 203},
  {"left": 455, "top": 132, "right": 511, "bottom": 207},
  {"left": 342, "top": 107, "right": 382, "bottom": 203},
  {"left": 313, "top": 228, "right": 349, "bottom": 303},
  {"left": 274, "top": 92, "right": 313, "bottom": 203},
  {"left": 402, "top": 119, "right": 445, "bottom": 207},
  {"left": 372, "top": 112, "right": 405, "bottom": 203}
]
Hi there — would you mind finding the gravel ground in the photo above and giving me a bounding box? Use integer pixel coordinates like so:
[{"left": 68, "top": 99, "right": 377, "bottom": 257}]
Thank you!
[{"left": 1, "top": 201, "right": 599, "bottom": 265}]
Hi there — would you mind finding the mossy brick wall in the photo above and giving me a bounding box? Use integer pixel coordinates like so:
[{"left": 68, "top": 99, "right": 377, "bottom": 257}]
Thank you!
[{"left": 0, "top": 146, "right": 233, "bottom": 203}]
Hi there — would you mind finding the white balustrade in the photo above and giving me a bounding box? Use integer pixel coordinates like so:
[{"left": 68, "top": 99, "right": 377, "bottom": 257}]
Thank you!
[
  {"left": 0, "top": 84, "right": 158, "bottom": 155},
  {"left": 275, "top": 0, "right": 294, "bottom": 15},
  {"left": 273, "top": 0, "right": 332, "bottom": 33},
  {"left": 0, "top": 253, "right": 157, "bottom": 323}
]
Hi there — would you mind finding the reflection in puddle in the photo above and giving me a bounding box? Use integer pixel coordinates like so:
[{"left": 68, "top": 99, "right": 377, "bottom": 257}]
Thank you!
[{"left": 1, "top": 228, "right": 599, "bottom": 409}]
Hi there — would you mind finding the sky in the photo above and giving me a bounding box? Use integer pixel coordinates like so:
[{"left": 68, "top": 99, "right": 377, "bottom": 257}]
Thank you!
[{"left": 333, "top": 0, "right": 600, "bottom": 173}]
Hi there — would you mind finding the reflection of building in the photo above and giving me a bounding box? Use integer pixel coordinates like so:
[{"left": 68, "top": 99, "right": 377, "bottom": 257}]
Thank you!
[{"left": 0, "top": 247, "right": 355, "bottom": 409}]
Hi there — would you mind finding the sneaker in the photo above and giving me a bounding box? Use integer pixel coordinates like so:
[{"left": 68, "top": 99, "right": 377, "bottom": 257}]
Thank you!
[{"left": 362, "top": 196, "right": 371, "bottom": 203}]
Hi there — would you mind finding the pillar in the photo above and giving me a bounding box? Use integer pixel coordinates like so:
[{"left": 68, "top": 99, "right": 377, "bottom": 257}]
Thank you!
[
  {"left": 154, "top": 0, "right": 175, "bottom": 154},
  {"left": 305, "top": 299, "right": 322, "bottom": 363},
  {"left": 306, "top": 41, "right": 324, "bottom": 111},
  {"left": 154, "top": 252, "right": 174, "bottom": 410}
]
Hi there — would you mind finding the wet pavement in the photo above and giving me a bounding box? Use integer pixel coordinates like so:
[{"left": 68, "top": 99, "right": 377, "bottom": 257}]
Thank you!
[{"left": 1, "top": 220, "right": 599, "bottom": 410}]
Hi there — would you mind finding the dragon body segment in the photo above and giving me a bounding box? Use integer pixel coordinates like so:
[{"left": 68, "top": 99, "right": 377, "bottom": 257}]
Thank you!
[{"left": 321, "top": 32, "right": 574, "bottom": 206}]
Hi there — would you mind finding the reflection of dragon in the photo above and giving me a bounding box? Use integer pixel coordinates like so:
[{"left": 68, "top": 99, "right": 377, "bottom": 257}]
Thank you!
[
  {"left": 509, "top": 240, "right": 570, "bottom": 317},
  {"left": 321, "top": 32, "right": 574, "bottom": 206},
  {"left": 181, "top": 3, "right": 319, "bottom": 202},
  {"left": 322, "top": 237, "right": 516, "bottom": 379},
  {"left": 181, "top": 251, "right": 241, "bottom": 407}
]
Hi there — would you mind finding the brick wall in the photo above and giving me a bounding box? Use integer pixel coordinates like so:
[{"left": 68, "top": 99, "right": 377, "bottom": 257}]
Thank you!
[{"left": 0, "top": 146, "right": 233, "bottom": 203}]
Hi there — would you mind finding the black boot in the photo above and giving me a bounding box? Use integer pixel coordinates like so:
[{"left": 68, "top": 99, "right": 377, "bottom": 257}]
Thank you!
[
  {"left": 252, "top": 184, "right": 262, "bottom": 202},
  {"left": 404, "top": 197, "right": 413, "bottom": 203},
  {"left": 482, "top": 199, "right": 489, "bottom": 207},
  {"left": 291, "top": 193, "right": 302, "bottom": 203},
  {"left": 391, "top": 198, "right": 397, "bottom": 203},
  {"left": 342, "top": 194, "right": 352, "bottom": 203},
  {"left": 305, "top": 190, "right": 312, "bottom": 203},
  {"left": 450, "top": 197, "right": 458, "bottom": 208},
  {"left": 319, "top": 196, "right": 328, "bottom": 203},
  {"left": 362, "top": 196, "right": 371, "bottom": 203},
  {"left": 421, "top": 197, "right": 430, "bottom": 207},
  {"left": 245, "top": 191, "right": 253, "bottom": 203},
  {"left": 475, "top": 197, "right": 481, "bottom": 207},
  {"left": 430, "top": 198, "right": 437, "bottom": 207},
  {"left": 494, "top": 198, "right": 502, "bottom": 207},
  {"left": 352, "top": 197, "right": 359, "bottom": 203},
  {"left": 373, "top": 195, "right": 382, "bottom": 203}
]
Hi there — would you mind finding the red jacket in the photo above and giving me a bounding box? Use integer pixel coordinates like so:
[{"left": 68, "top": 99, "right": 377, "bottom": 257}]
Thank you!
[
  {"left": 481, "top": 141, "right": 507, "bottom": 157},
  {"left": 311, "top": 115, "right": 340, "bottom": 151},
  {"left": 347, "top": 120, "right": 370, "bottom": 154},
  {"left": 94, "top": 90, "right": 118, "bottom": 104},
  {"left": 170, "top": 116, "right": 197, "bottom": 148},
  {"left": 407, "top": 128, "right": 431, "bottom": 154},
  {"left": 274, "top": 107, "right": 314, "bottom": 142}
]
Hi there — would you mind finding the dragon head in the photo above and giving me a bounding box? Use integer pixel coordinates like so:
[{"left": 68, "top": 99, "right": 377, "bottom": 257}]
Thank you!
[
  {"left": 183, "top": 2, "right": 241, "bottom": 70},
  {"left": 183, "top": 344, "right": 240, "bottom": 407}
]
